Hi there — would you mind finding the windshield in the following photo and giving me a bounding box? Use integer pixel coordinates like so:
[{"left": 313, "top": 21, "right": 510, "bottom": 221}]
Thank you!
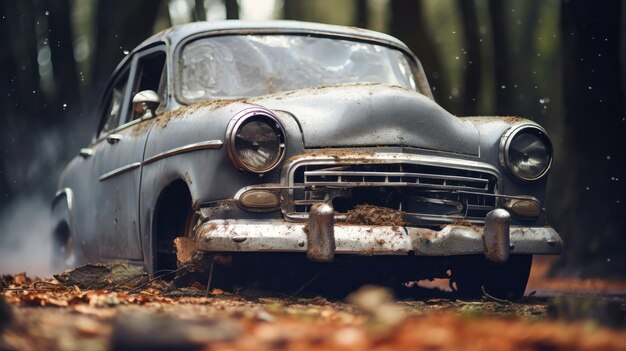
[{"left": 179, "top": 34, "right": 420, "bottom": 101}]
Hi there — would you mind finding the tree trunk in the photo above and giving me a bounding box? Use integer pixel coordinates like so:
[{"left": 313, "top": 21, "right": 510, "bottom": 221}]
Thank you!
[
  {"left": 225, "top": 0, "right": 239, "bottom": 20},
  {"left": 0, "top": 1, "right": 47, "bottom": 205},
  {"left": 194, "top": 0, "right": 206, "bottom": 21},
  {"left": 355, "top": 0, "right": 368, "bottom": 28},
  {"left": 1, "top": 0, "right": 44, "bottom": 118},
  {"left": 44, "top": 0, "right": 80, "bottom": 122},
  {"left": 0, "top": 1, "right": 12, "bottom": 201},
  {"left": 488, "top": 0, "right": 514, "bottom": 115},
  {"left": 557, "top": 0, "right": 625, "bottom": 277},
  {"left": 0, "top": 1, "right": 19, "bottom": 118},
  {"left": 283, "top": 0, "right": 303, "bottom": 20},
  {"left": 457, "top": 0, "right": 481, "bottom": 115},
  {"left": 92, "top": 0, "right": 162, "bottom": 93},
  {"left": 515, "top": 1, "right": 541, "bottom": 119},
  {"left": 390, "top": 0, "right": 450, "bottom": 109}
]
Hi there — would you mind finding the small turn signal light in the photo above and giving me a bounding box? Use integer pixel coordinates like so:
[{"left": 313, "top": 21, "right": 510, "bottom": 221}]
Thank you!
[
  {"left": 239, "top": 189, "right": 280, "bottom": 209},
  {"left": 504, "top": 197, "right": 541, "bottom": 219}
]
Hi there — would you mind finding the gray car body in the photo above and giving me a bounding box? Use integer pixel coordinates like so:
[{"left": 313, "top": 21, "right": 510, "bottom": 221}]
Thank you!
[{"left": 52, "top": 21, "right": 561, "bottom": 274}]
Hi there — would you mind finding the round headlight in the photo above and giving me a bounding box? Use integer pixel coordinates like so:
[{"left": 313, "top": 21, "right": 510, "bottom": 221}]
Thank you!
[
  {"left": 500, "top": 125, "right": 552, "bottom": 181},
  {"left": 226, "top": 109, "right": 286, "bottom": 173}
]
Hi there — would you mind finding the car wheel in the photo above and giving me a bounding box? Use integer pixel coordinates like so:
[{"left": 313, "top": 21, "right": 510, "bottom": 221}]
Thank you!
[
  {"left": 50, "top": 197, "right": 76, "bottom": 272},
  {"left": 51, "top": 221, "right": 72, "bottom": 270},
  {"left": 452, "top": 254, "right": 533, "bottom": 300},
  {"left": 154, "top": 180, "right": 194, "bottom": 274}
]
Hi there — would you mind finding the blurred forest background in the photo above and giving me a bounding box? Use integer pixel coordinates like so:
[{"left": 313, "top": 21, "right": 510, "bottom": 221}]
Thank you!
[{"left": 0, "top": 0, "right": 624, "bottom": 277}]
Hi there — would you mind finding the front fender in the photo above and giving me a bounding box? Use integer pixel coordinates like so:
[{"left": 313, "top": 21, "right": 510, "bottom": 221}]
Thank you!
[{"left": 138, "top": 102, "right": 305, "bottom": 272}]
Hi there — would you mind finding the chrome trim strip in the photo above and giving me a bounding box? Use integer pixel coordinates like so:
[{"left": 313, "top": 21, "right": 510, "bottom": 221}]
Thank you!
[
  {"left": 79, "top": 148, "right": 94, "bottom": 158},
  {"left": 52, "top": 188, "right": 74, "bottom": 211},
  {"left": 106, "top": 133, "right": 123, "bottom": 144},
  {"left": 304, "top": 170, "right": 490, "bottom": 184},
  {"left": 453, "top": 190, "right": 540, "bottom": 203},
  {"left": 143, "top": 140, "right": 223, "bottom": 165},
  {"left": 299, "top": 181, "right": 490, "bottom": 192},
  {"left": 99, "top": 162, "right": 142, "bottom": 181},
  {"left": 283, "top": 211, "right": 488, "bottom": 224}
]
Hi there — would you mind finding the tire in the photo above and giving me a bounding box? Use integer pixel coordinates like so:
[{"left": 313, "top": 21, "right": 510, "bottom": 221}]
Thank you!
[
  {"left": 153, "top": 181, "right": 193, "bottom": 274},
  {"left": 50, "top": 197, "right": 75, "bottom": 272},
  {"left": 452, "top": 254, "right": 533, "bottom": 300}
]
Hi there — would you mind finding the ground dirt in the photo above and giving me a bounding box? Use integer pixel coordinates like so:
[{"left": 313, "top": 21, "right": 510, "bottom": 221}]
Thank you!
[{"left": 1, "top": 257, "right": 625, "bottom": 351}]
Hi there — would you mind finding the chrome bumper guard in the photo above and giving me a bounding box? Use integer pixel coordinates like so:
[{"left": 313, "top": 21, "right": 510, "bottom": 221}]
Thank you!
[{"left": 194, "top": 209, "right": 563, "bottom": 261}]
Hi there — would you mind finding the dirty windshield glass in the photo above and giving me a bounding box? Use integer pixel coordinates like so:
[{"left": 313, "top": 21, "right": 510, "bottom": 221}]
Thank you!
[{"left": 180, "top": 35, "right": 418, "bottom": 101}]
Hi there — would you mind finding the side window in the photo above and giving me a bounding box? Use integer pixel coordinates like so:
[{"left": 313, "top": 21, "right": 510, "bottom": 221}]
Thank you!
[
  {"left": 131, "top": 51, "right": 167, "bottom": 120},
  {"left": 100, "top": 71, "right": 130, "bottom": 135}
]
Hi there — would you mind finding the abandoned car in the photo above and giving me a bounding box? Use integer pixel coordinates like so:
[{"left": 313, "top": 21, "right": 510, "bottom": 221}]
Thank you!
[{"left": 51, "top": 21, "right": 563, "bottom": 299}]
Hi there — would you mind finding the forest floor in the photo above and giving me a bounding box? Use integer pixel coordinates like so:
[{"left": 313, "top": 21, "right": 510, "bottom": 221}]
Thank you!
[{"left": 1, "top": 256, "right": 625, "bottom": 351}]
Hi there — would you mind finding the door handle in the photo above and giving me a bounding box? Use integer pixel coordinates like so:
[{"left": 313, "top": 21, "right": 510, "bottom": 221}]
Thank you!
[
  {"left": 106, "top": 134, "right": 122, "bottom": 144},
  {"left": 79, "top": 148, "right": 93, "bottom": 158}
]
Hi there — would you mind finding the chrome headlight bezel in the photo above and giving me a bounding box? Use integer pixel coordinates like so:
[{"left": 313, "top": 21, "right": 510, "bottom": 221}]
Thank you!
[
  {"left": 226, "top": 108, "right": 286, "bottom": 174},
  {"left": 499, "top": 124, "right": 553, "bottom": 181}
]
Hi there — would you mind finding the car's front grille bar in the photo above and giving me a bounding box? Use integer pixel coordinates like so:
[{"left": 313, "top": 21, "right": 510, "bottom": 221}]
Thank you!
[
  {"left": 304, "top": 170, "right": 490, "bottom": 190},
  {"left": 284, "top": 160, "right": 499, "bottom": 225},
  {"left": 302, "top": 180, "right": 490, "bottom": 193}
]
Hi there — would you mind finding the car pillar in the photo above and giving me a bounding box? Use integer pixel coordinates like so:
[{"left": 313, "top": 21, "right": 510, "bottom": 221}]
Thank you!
[
  {"left": 483, "top": 209, "right": 511, "bottom": 262},
  {"left": 306, "top": 203, "right": 336, "bottom": 262}
]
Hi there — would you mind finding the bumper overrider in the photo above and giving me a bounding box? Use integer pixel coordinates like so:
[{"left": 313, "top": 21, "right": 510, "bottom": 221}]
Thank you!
[{"left": 191, "top": 206, "right": 563, "bottom": 263}]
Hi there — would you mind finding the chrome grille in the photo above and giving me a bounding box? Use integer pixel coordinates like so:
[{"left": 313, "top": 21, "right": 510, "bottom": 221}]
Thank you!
[{"left": 287, "top": 162, "right": 498, "bottom": 225}]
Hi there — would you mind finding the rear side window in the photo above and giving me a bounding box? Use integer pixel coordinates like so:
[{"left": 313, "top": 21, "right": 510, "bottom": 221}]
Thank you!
[{"left": 100, "top": 71, "right": 130, "bottom": 135}]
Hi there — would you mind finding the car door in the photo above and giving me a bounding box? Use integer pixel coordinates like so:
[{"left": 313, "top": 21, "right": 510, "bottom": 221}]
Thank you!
[{"left": 91, "top": 45, "right": 167, "bottom": 260}]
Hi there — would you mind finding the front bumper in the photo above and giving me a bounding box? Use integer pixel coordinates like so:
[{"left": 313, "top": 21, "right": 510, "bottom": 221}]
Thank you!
[{"left": 193, "top": 217, "right": 563, "bottom": 260}]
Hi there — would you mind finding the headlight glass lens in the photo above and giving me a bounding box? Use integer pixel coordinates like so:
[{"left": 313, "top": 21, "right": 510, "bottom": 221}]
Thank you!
[
  {"left": 234, "top": 118, "right": 283, "bottom": 172},
  {"left": 507, "top": 130, "right": 552, "bottom": 180}
]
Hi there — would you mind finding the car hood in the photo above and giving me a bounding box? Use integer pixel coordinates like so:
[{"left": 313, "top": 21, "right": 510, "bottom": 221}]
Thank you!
[{"left": 247, "top": 84, "right": 479, "bottom": 156}]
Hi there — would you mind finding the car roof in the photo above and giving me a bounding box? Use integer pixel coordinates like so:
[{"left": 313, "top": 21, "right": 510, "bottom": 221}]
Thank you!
[{"left": 142, "top": 20, "right": 411, "bottom": 51}]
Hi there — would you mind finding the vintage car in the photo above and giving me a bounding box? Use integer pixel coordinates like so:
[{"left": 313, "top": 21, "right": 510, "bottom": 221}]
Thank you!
[{"left": 51, "top": 20, "right": 563, "bottom": 299}]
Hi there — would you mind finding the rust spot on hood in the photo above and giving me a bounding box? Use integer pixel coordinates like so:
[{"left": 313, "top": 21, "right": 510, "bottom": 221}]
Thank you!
[
  {"left": 155, "top": 98, "right": 248, "bottom": 129},
  {"left": 287, "top": 149, "right": 376, "bottom": 163},
  {"left": 245, "top": 82, "right": 405, "bottom": 103},
  {"left": 500, "top": 116, "right": 529, "bottom": 124},
  {"left": 464, "top": 116, "right": 530, "bottom": 125},
  {"left": 194, "top": 98, "right": 247, "bottom": 111}
]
